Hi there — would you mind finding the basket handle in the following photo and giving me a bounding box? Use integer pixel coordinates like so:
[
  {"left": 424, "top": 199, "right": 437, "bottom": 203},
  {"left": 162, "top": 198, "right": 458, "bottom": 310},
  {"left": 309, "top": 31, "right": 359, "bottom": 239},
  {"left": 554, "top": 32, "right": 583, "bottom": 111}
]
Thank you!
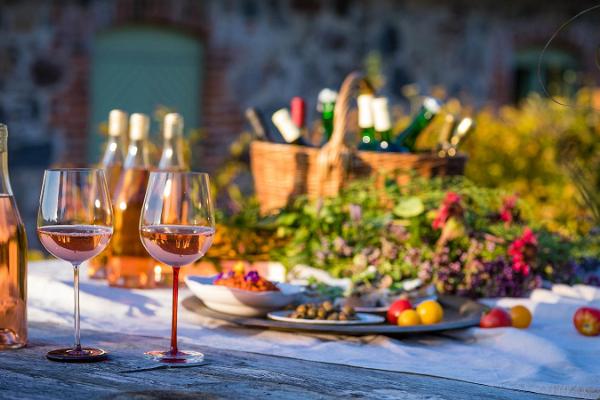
[{"left": 316, "top": 71, "right": 365, "bottom": 196}]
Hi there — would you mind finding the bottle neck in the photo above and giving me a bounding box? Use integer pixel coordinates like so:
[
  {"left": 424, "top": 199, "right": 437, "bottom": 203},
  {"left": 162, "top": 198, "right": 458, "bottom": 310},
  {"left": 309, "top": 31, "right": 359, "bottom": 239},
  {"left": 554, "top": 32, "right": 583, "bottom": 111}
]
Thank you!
[
  {"left": 0, "top": 140, "right": 13, "bottom": 195},
  {"left": 321, "top": 103, "right": 335, "bottom": 140},
  {"left": 159, "top": 136, "right": 186, "bottom": 170},
  {"left": 124, "top": 138, "right": 149, "bottom": 169},
  {"left": 101, "top": 135, "right": 124, "bottom": 167}
]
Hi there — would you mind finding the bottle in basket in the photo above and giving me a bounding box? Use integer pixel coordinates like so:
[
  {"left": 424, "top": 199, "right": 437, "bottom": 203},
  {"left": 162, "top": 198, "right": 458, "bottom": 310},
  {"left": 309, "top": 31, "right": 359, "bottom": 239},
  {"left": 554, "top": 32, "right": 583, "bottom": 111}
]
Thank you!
[
  {"left": 318, "top": 89, "right": 337, "bottom": 145},
  {"left": 393, "top": 97, "right": 441, "bottom": 152},
  {"left": 357, "top": 94, "right": 379, "bottom": 151},
  {"left": 446, "top": 117, "right": 474, "bottom": 157},
  {"left": 372, "top": 97, "right": 401, "bottom": 152},
  {"left": 272, "top": 108, "right": 313, "bottom": 147}
]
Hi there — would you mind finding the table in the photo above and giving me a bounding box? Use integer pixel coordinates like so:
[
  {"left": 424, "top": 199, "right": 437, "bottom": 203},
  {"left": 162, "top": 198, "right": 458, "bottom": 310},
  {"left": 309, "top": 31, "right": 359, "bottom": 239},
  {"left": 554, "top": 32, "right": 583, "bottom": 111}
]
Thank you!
[
  {"left": 0, "top": 322, "right": 569, "bottom": 400},
  {"left": 4, "top": 261, "right": 600, "bottom": 399}
]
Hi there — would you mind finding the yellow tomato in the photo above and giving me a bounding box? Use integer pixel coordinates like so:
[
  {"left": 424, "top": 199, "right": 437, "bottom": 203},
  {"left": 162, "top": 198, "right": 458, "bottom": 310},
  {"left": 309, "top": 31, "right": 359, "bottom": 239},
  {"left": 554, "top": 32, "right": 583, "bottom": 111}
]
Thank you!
[
  {"left": 510, "top": 305, "right": 532, "bottom": 329},
  {"left": 416, "top": 300, "right": 444, "bottom": 325},
  {"left": 398, "top": 309, "right": 421, "bottom": 326}
]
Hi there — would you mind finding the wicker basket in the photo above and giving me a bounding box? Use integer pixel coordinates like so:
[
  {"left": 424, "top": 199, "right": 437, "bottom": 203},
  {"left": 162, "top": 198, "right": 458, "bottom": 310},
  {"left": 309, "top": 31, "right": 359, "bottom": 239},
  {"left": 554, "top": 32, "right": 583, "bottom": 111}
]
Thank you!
[{"left": 250, "top": 72, "right": 467, "bottom": 213}]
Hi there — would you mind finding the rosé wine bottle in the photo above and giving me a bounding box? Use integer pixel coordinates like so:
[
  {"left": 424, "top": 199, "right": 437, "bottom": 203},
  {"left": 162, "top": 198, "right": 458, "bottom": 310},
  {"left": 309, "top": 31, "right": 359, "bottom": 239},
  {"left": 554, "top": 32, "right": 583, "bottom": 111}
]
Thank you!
[{"left": 0, "top": 124, "right": 27, "bottom": 350}]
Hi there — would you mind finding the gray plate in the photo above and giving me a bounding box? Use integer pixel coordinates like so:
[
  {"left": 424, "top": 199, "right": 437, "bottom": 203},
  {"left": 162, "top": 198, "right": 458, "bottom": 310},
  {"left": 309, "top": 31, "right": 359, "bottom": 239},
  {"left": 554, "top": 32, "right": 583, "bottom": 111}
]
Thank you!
[{"left": 182, "top": 295, "right": 484, "bottom": 337}]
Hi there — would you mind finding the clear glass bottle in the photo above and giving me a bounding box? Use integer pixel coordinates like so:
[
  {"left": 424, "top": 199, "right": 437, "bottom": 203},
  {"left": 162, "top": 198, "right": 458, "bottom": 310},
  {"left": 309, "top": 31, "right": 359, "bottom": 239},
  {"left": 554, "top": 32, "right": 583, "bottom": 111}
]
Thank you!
[
  {"left": 89, "top": 109, "right": 128, "bottom": 279},
  {"left": 107, "top": 113, "right": 171, "bottom": 288},
  {"left": 101, "top": 109, "right": 128, "bottom": 193},
  {"left": 158, "top": 113, "right": 187, "bottom": 171},
  {"left": 0, "top": 124, "right": 27, "bottom": 349}
]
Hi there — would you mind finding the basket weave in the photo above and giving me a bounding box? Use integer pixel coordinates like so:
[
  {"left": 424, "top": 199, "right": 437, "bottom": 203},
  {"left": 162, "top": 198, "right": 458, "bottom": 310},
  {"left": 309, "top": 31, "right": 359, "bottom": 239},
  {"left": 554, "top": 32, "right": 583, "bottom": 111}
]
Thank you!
[{"left": 250, "top": 72, "right": 466, "bottom": 213}]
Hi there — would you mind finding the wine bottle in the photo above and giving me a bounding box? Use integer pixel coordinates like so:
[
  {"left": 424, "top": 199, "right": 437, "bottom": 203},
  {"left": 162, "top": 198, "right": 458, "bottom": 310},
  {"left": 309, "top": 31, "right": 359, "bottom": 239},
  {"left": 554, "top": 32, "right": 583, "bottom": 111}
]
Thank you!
[
  {"left": 317, "top": 89, "right": 337, "bottom": 145},
  {"left": 158, "top": 113, "right": 187, "bottom": 171},
  {"left": 291, "top": 97, "right": 306, "bottom": 131},
  {"left": 272, "top": 108, "right": 312, "bottom": 146},
  {"left": 393, "top": 97, "right": 441, "bottom": 152},
  {"left": 101, "top": 109, "right": 127, "bottom": 194},
  {"left": 89, "top": 110, "right": 128, "bottom": 280},
  {"left": 245, "top": 108, "right": 285, "bottom": 143},
  {"left": 108, "top": 113, "right": 170, "bottom": 289},
  {"left": 357, "top": 94, "right": 379, "bottom": 151},
  {"left": 372, "top": 97, "right": 401, "bottom": 152},
  {"left": 435, "top": 114, "right": 456, "bottom": 157},
  {"left": 446, "top": 117, "right": 474, "bottom": 157},
  {"left": 0, "top": 124, "right": 27, "bottom": 349}
]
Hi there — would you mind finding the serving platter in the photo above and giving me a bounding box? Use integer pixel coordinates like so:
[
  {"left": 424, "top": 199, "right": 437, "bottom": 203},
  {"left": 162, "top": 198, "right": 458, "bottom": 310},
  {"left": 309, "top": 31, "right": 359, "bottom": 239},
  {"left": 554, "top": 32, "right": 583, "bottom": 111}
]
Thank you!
[
  {"left": 267, "top": 310, "right": 385, "bottom": 325},
  {"left": 182, "top": 295, "right": 484, "bottom": 337}
]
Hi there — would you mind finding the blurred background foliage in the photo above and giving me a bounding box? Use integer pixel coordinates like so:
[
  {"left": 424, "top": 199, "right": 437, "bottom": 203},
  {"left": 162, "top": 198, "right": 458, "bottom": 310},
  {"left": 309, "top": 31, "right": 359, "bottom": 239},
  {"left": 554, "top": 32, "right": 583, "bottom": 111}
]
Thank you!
[{"left": 407, "top": 88, "right": 600, "bottom": 236}]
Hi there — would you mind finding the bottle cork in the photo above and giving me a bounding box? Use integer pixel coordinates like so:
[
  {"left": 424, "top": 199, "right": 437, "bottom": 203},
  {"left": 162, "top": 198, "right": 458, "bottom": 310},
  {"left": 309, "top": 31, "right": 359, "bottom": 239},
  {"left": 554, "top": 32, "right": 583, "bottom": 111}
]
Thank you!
[
  {"left": 163, "top": 113, "right": 183, "bottom": 140},
  {"left": 108, "top": 110, "right": 128, "bottom": 137},
  {"left": 129, "top": 113, "right": 149, "bottom": 141}
]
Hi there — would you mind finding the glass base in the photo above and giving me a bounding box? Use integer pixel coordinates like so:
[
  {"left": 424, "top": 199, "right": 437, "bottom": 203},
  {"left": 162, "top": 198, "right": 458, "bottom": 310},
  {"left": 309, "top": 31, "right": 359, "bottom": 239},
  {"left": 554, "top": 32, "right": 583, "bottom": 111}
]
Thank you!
[
  {"left": 145, "top": 350, "right": 204, "bottom": 364},
  {"left": 46, "top": 347, "right": 108, "bottom": 362}
]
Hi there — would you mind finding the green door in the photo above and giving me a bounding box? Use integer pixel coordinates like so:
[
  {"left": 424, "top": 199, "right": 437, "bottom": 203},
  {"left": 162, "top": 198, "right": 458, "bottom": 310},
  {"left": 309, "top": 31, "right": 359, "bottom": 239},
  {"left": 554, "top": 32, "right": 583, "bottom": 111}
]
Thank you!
[{"left": 89, "top": 26, "right": 202, "bottom": 160}]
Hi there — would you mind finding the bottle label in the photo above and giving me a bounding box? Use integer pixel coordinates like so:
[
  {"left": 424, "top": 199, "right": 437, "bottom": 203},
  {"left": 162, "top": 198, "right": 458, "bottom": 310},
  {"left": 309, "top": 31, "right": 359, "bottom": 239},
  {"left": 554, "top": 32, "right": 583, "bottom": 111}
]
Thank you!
[{"left": 357, "top": 95, "right": 374, "bottom": 129}]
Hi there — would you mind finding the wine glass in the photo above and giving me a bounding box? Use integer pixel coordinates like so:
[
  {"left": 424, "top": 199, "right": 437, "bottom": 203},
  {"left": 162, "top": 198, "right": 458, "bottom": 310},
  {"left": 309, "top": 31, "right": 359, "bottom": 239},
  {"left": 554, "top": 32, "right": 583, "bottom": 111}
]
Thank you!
[
  {"left": 37, "top": 168, "right": 113, "bottom": 362},
  {"left": 140, "top": 171, "right": 215, "bottom": 364}
]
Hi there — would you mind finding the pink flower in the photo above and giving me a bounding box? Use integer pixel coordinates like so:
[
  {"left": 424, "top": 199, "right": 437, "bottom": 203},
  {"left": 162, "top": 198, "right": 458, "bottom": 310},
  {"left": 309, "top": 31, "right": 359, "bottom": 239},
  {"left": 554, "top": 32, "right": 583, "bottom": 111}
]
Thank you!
[
  {"left": 508, "top": 228, "right": 537, "bottom": 276},
  {"left": 433, "top": 192, "right": 463, "bottom": 230},
  {"left": 500, "top": 195, "right": 518, "bottom": 223}
]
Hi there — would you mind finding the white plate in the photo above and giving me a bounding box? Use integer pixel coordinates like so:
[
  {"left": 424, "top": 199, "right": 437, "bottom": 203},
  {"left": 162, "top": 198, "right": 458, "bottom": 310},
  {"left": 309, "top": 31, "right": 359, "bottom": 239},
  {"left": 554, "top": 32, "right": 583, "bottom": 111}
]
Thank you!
[
  {"left": 185, "top": 275, "right": 304, "bottom": 317},
  {"left": 267, "top": 310, "right": 385, "bottom": 325}
]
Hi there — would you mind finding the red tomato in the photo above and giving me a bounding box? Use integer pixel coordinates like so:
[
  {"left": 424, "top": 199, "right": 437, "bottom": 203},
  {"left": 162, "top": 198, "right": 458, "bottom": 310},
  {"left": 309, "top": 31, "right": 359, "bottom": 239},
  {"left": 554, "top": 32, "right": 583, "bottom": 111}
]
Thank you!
[
  {"left": 480, "top": 307, "right": 512, "bottom": 328},
  {"left": 387, "top": 299, "right": 413, "bottom": 324},
  {"left": 573, "top": 307, "right": 600, "bottom": 336}
]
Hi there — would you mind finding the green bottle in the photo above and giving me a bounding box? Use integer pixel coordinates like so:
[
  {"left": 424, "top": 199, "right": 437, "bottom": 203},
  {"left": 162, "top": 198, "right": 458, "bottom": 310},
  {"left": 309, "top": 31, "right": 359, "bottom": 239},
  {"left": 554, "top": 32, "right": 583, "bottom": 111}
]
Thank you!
[
  {"left": 357, "top": 94, "right": 379, "bottom": 151},
  {"left": 318, "top": 89, "right": 337, "bottom": 145},
  {"left": 393, "top": 97, "right": 441, "bottom": 152},
  {"left": 372, "top": 97, "right": 401, "bottom": 152}
]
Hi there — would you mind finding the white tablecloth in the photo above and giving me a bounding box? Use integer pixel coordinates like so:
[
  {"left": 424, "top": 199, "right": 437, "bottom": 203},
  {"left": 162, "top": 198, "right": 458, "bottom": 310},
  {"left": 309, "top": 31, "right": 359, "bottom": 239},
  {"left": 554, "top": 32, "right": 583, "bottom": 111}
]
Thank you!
[{"left": 28, "top": 260, "right": 600, "bottom": 399}]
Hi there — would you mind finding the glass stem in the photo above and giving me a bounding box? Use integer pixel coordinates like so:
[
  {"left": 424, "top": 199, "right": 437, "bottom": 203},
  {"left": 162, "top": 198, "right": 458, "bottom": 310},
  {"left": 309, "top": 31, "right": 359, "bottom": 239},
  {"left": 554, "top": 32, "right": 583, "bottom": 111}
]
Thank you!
[
  {"left": 73, "top": 263, "right": 82, "bottom": 352},
  {"left": 170, "top": 266, "right": 180, "bottom": 355}
]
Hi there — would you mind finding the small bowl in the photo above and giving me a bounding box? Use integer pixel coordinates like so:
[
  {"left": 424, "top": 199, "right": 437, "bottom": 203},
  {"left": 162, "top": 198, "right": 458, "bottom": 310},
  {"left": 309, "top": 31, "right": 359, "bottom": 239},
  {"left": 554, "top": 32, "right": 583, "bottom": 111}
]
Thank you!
[{"left": 184, "top": 275, "right": 304, "bottom": 317}]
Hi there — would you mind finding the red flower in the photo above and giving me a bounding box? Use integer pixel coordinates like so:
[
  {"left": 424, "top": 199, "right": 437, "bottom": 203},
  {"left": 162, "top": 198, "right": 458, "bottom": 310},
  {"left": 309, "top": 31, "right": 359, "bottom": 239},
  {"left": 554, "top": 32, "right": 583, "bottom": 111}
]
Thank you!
[
  {"left": 432, "top": 192, "right": 463, "bottom": 230},
  {"left": 508, "top": 228, "right": 537, "bottom": 276},
  {"left": 500, "top": 195, "right": 518, "bottom": 223}
]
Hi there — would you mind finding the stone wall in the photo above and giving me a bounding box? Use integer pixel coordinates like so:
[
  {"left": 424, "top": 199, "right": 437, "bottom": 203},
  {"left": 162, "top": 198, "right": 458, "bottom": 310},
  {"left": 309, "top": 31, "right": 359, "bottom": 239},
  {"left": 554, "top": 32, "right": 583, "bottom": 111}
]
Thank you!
[{"left": 0, "top": 0, "right": 598, "bottom": 245}]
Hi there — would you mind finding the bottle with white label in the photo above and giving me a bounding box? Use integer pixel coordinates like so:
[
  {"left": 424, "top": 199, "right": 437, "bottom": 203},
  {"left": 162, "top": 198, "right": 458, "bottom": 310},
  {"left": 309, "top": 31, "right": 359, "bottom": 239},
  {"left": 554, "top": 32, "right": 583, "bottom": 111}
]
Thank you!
[
  {"left": 271, "top": 108, "right": 312, "bottom": 147},
  {"left": 357, "top": 94, "right": 379, "bottom": 151},
  {"left": 372, "top": 97, "right": 401, "bottom": 152}
]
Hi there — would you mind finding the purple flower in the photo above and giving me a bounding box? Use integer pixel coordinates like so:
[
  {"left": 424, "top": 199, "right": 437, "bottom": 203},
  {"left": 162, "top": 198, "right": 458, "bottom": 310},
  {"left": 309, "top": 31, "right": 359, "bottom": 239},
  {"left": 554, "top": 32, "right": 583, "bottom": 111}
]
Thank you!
[
  {"left": 245, "top": 270, "right": 260, "bottom": 283},
  {"left": 349, "top": 204, "right": 362, "bottom": 223}
]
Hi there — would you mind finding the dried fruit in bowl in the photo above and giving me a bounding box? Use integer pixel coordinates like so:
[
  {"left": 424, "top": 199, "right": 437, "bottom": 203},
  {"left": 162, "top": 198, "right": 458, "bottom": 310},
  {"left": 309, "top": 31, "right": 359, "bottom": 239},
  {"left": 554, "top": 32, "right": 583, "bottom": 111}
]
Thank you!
[{"left": 213, "top": 269, "right": 280, "bottom": 292}]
